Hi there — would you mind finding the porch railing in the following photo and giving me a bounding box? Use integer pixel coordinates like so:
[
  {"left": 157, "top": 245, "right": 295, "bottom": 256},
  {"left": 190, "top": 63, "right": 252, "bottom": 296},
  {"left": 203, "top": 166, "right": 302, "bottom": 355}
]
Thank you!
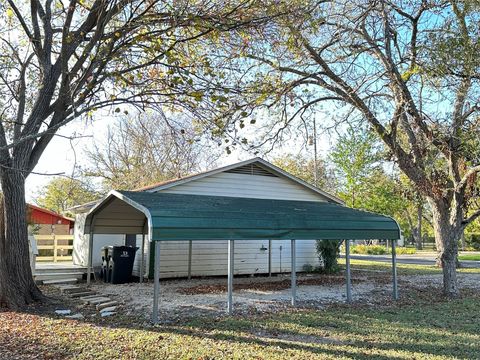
[{"left": 35, "top": 234, "right": 74, "bottom": 262}]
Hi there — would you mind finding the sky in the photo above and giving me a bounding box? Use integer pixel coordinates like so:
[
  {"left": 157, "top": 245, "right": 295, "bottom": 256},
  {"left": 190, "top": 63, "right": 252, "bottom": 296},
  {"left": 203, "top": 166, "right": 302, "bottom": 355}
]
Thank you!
[{"left": 25, "top": 112, "right": 334, "bottom": 202}]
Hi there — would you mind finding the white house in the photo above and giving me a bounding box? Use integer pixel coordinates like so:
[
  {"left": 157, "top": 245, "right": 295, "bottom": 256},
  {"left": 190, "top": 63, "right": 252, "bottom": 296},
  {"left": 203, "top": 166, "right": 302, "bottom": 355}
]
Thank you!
[{"left": 71, "top": 158, "right": 344, "bottom": 279}]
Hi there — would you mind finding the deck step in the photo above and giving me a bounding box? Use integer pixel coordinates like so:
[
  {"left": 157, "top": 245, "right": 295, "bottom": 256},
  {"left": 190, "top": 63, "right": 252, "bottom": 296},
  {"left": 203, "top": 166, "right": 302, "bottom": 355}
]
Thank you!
[{"left": 43, "top": 278, "right": 78, "bottom": 285}]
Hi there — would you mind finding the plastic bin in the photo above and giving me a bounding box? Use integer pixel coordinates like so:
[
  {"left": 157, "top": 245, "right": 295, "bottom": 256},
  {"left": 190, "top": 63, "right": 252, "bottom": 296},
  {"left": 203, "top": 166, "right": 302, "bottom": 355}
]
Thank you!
[{"left": 108, "top": 246, "right": 138, "bottom": 284}]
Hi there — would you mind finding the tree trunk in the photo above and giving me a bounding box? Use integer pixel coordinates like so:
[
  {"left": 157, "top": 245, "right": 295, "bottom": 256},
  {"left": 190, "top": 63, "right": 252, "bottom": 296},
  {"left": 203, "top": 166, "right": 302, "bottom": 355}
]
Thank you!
[
  {"left": 429, "top": 199, "right": 461, "bottom": 298},
  {"left": 413, "top": 205, "right": 423, "bottom": 250},
  {"left": 0, "top": 170, "right": 42, "bottom": 309}
]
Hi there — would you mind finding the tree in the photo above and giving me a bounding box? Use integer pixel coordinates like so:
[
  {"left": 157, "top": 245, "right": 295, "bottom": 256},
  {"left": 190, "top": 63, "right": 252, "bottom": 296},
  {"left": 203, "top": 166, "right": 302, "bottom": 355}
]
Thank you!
[
  {"left": 214, "top": 1, "right": 480, "bottom": 297},
  {"left": 35, "top": 177, "right": 99, "bottom": 217},
  {"left": 84, "top": 113, "right": 218, "bottom": 190},
  {"left": 0, "top": 0, "right": 270, "bottom": 308},
  {"left": 272, "top": 153, "right": 334, "bottom": 191},
  {"left": 330, "top": 127, "right": 381, "bottom": 208}
]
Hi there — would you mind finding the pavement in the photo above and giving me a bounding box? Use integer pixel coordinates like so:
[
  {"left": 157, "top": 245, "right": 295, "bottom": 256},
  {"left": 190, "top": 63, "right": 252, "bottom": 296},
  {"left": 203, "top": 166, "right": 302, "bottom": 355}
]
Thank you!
[{"left": 341, "top": 253, "right": 480, "bottom": 268}]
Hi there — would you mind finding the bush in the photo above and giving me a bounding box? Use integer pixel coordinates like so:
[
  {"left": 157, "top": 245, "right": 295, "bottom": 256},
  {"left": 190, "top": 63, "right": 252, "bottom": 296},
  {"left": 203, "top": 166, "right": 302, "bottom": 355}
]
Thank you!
[
  {"left": 465, "top": 234, "right": 480, "bottom": 250},
  {"left": 351, "top": 244, "right": 387, "bottom": 255},
  {"left": 396, "top": 247, "right": 416, "bottom": 255},
  {"left": 350, "top": 244, "right": 416, "bottom": 255},
  {"left": 316, "top": 240, "right": 341, "bottom": 273}
]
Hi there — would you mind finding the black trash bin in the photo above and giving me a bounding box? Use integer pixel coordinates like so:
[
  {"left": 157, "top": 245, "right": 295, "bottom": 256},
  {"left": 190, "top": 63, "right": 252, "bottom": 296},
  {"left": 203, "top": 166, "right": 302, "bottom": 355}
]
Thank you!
[
  {"left": 108, "top": 245, "right": 138, "bottom": 284},
  {"left": 100, "top": 246, "right": 111, "bottom": 283}
]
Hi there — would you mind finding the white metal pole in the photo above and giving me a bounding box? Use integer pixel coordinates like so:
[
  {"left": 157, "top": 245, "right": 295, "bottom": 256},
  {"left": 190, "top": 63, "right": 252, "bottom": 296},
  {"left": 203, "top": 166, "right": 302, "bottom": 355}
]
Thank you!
[
  {"left": 87, "top": 216, "right": 95, "bottom": 286},
  {"left": 268, "top": 239, "right": 272, "bottom": 277},
  {"left": 345, "top": 240, "right": 352, "bottom": 303},
  {"left": 227, "top": 239, "right": 234, "bottom": 315},
  {"left": 291, "top": 239, "right": 297, "bottom": 306},
  {"left": 188, "top": 240, "right": 193, "bottom": 280},
  {"left": 152, "top": 241, "right": 161, "bottom": 324},
  {"left": 392, "top": 239, "right": 398, "bottom": 300},
  {"left": 140, "top": 232, "right": 145, "bottom": 283}
]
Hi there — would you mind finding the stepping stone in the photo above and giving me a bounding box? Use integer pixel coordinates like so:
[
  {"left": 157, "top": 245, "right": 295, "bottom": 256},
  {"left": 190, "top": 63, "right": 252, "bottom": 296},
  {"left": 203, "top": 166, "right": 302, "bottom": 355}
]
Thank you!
[
  {"left": 43, "top": 278, "right": 77, "bottom": 285},
  {"left": 63, "top": 287, "right": 88, "bottom": 294},
  {"left": 65, "top": 313, "right": 84, "bottom": 319},
  {"left": 79, "top": 294, "right": 102, "bottom": 300},
  {"left": 100, "top": 306, "right": 117, "bottom": 313},
  {"left": 83, "top": 297, "right": 111, "bottom": 305},
  {"left": 59, "top": 286, "right": 83, "bottom": 294},
  {"left": 101, "top": 311, "right": 116, "bottom": 317},
  {"left": 55, "top": 309, "right": 71, "bottom": 315},
  {"left": 97, "top": 301, "right": 118, "bottom": 311},
  {"left": 71, "top": 291, "right": 96, "bottom": 298}
]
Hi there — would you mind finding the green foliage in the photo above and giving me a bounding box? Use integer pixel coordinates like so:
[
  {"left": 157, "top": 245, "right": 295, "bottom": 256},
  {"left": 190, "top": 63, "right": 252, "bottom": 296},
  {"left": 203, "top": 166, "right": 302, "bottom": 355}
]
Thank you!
[
  {"left": 35, "top": 177, "right": 99, "bottom": 216},
  {"left": 350, "top": 244, "right": 416, "bottom": 255},
  {"left": 315, "top": 240, "right": 341, "bottom": 273},
  {"left": 464, "top": 233, "right": 480, "bottom": 250},
  {"left": 272, "top": 153, "right": 335, "bottom": 191}
]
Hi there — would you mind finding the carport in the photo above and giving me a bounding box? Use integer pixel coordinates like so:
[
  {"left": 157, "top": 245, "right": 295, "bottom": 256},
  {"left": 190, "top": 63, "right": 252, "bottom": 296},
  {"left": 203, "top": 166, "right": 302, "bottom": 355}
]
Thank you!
[{"left": 85, "top": 190, "right": 401, "bottom": 323}]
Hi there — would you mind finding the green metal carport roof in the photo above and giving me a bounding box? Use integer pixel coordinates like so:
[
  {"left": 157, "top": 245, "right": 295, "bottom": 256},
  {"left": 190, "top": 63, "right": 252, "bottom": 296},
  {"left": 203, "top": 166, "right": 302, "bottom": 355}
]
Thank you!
[{"left": 92, "top": 190, "right": 401, "bottom": 241}]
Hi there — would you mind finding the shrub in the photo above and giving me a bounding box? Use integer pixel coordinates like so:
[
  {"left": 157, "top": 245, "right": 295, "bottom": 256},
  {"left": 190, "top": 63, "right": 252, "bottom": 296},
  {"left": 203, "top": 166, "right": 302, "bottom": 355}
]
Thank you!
[
  {"left": 350, "top": 244, "right": 416, "bottom": 255},
  {"left": 465, "top": 234, "right": 480, "bottom": 250},
  {"left": 350, "top": 244, "right": 387, "bottom": 255},
  {"left": 396, "top": 247, "right": 416, "bottom": 255},
  {"left": 316, "top": 240, "right": 342, "bottom": 273}
]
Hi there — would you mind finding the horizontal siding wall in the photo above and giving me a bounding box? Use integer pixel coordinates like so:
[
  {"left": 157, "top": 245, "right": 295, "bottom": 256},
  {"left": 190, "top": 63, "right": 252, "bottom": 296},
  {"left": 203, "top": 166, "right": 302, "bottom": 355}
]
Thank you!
[
  {"left": 144, "top": 239, "right": 320, "bottom": 278},
  {"left": 159, "top": 172, "right": 329, "bottom": 202}
]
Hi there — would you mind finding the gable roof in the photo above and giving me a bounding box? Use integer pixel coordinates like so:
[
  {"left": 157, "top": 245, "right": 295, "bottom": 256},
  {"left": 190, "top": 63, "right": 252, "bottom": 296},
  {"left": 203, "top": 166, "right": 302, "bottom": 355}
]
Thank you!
[{"left": 137, "top": 157, "right": 343, "bottom": 204}]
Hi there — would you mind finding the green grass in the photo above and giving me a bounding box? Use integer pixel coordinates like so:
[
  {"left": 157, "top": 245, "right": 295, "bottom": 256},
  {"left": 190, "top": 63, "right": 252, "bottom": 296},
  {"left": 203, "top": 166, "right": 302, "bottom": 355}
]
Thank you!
[
  {"left": 458, "top": 254, "right": 480, "bottom": 261},
  {"left": 1, "top": 261, "right": 479, "bottom": 359}
]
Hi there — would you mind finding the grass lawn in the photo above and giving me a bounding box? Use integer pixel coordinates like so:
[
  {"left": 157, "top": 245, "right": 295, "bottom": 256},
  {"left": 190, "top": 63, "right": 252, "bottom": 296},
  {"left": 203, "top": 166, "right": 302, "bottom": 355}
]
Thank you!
[
  {"left": 1, "top": 263, "right": 479, "bottom": 359},
  {"left": 458, "top": 254, "right": 480, "bottom": 261}
]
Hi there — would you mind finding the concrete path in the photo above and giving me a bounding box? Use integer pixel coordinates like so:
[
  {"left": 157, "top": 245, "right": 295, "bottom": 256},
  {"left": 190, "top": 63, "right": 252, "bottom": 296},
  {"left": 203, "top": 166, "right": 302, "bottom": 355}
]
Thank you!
[{"left": 341, "top": 254, "right": 480, "bottom": 268}]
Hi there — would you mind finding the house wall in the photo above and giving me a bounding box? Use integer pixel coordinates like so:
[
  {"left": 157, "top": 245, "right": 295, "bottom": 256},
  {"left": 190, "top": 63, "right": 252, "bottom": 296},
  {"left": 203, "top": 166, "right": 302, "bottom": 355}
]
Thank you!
[{"left": 157, "top": 172, "right": 329, "bottom": 202}]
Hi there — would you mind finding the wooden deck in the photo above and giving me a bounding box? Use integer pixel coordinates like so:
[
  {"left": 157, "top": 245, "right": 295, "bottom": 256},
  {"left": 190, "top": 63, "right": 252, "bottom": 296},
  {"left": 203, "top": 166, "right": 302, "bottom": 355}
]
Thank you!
[{"left": 34, "top": 262, "right": 87, "bottom": 283}]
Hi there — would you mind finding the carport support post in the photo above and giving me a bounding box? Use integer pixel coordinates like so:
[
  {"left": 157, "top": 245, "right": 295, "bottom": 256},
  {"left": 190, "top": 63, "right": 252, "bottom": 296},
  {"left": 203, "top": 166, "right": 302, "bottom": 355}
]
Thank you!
[
  {"left": 227, "top": 240, "right": 234, "bottom": 315},
  {"left": 345, "top": 240, "right": 352, "bottom": 303},
  {"left": 87, "top": 216, "right": 95, "bottom": 286},
  {"left": 152, "top": 241, "right": 161, "bottom": 324},
  {"left": 291, "top": 239, "right": 296, "bottom": 306},
  {"left": 188, "top": 240, "right": 193, "bottom": 280},
  {"left": 140, "top": 232, "right": 145, "bottom": 283},
  {"left": 268, "top": 239, "right": 272, "bottom": 277},
  {"left": 392, "top": 239, "right": 398, "bottom": 300}
]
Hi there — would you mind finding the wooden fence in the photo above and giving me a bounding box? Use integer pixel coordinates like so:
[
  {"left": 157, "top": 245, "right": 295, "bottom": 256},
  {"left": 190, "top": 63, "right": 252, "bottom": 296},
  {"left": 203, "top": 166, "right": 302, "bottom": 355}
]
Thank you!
[{"left": 35, "top": 234, "right": 74, "bottom": 262}]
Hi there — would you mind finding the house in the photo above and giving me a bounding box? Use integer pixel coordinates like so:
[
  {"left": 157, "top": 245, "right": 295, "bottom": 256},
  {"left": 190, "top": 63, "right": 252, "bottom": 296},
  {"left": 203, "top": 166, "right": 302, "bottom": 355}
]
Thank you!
[
  {"left": 71, "top": 158, "right": 345, "bottom": 279},
  {"left": 28, "top": 204, "right": 74, "bottom": 235}
]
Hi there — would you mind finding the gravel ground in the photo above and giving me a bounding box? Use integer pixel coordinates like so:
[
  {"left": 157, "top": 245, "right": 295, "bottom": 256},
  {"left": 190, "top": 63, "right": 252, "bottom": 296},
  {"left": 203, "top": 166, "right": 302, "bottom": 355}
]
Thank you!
[{"left": 90, "top": 272, "right": 404, "bottom": 320}]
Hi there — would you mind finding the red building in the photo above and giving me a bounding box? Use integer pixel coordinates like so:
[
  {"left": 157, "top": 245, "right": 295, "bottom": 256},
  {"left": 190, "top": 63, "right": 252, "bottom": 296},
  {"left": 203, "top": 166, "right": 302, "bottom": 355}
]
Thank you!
[{"left": 28, "top": 204, "right": 74, "bottom": 235}]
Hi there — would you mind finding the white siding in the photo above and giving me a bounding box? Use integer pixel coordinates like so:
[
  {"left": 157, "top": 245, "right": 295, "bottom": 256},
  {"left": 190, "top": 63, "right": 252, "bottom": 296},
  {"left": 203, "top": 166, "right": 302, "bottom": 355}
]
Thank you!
[{"left": 159, "top": 172, "right": 329, "bottom": 202}]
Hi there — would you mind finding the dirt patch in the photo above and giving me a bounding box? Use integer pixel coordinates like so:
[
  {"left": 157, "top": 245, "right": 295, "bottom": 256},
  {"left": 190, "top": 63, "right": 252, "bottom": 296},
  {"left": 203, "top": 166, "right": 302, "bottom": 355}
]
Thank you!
[{"left": 177, "top": 274, "right": 364, "bottom": 295}]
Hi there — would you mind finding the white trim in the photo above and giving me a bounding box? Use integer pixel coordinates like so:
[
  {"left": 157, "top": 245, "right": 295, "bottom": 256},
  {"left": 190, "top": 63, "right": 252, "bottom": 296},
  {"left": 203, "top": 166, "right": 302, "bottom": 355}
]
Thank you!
[
  {"left": 86, "top": 190, "right": 154, "bottom": 242},
  {"left": 146, "top": 157, "right": 344, "bottom": 204}
]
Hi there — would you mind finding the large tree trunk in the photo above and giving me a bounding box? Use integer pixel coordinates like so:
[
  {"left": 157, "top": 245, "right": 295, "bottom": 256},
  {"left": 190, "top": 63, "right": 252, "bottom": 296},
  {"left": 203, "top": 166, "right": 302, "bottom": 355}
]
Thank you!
[
  {"left": 0, "top": 170, "right": 42, "bottom": 309},
  {"left": 429, "top": 199, "right": 461, "bottom": 298}
]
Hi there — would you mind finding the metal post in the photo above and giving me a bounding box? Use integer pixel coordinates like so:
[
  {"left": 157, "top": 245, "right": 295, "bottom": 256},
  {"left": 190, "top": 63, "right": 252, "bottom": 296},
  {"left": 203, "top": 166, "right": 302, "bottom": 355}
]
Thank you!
[
  {"left": 268, "top": 239, "right": 272, "bottom": 277},
  {"left": 392, "top": 239, "right": 398, "bottom": 300},
  {"left": 87, "top": 216, "right": 95, "bottom": 286},
  {"left": 227, "top": 240, "right": 234, "bottom": 315},
  {"left": 152, "top": 241, "right": 161, "bottom": 324},
  {"left": 291, "top": 239, "right": 297, "bottom": 306},
  {"left": 188, "top": 240, "right": 193, "bottom": 280},
  {"left": 345, "top": 240, "right": 352, "bottom": 303},
  {"left": 139, "top": 232, "right": 145, "bottom": 283}
]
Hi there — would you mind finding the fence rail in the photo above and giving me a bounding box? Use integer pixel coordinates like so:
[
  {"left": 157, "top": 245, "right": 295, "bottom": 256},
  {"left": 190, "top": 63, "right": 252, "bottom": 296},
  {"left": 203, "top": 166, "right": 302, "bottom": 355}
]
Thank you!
[{"left": 35, "top": 234, "right": 74, "bottom": 262}]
